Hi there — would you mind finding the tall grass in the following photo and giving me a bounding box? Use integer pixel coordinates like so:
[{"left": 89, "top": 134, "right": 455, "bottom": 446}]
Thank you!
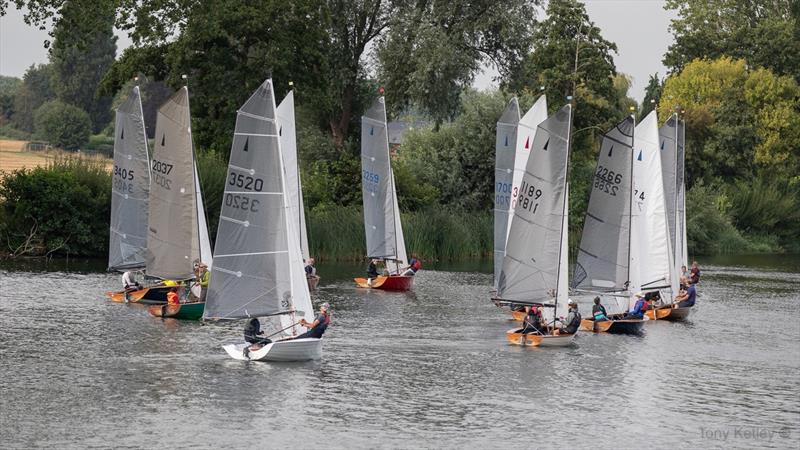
[{"left": 306, "top": 206, "right": 491, "bottom": 262}]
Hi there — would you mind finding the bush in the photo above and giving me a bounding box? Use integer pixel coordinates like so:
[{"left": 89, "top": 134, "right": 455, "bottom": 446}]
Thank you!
[
  {"left": 0, "top": 124, "right": 31, "bottom": 140},
  {"left": 33, "top": 100, "right": 91, "bottom": 150},
  {"left": 83, "top": 134, "right": 114, "bottom": 157},
  {"left": 727, "top": 176, "right": 800, "bottom": 248},
  {"left": 0, "top": 156, "right": 110, "bottom": 256},
  {"left": 196, "top": 149, "right": 228, "bottom": 243}
]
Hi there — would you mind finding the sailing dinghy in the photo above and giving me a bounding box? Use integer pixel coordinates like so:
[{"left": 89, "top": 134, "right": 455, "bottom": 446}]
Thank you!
[
  {"left": 106, "top": 86, "right": 151, "bottom": 301},
  {"left": 573, "top": 115, "right": 646, "bottom": 334},
  {"left": 646, "top": 114, "right": 692, "bottom": 320},
  {"left": 354, "top": 96, "right": 413, "bottom": 291},
  {"left": 203, "top": 79, "right": 320, "bottom": 362},
  {"left": 494, "top": 104, "right": 576, "bottom": 347},
  {"left": 128, "top": 86, "right": 213, "bottom": 314}
]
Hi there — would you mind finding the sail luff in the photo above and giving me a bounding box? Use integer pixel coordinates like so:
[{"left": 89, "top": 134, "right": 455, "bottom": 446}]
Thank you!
[
  {"left": 676, "top": 119, "right": 688, "bottom": 269},
  {"left": 276, "top": 91, "right": 310, "bottom": 261},
  {"left": 493, "top": 97, "right": 520, "bottom": 288},
  {"left": 108, "top": 86, "right": 151, "bottom": 271}
]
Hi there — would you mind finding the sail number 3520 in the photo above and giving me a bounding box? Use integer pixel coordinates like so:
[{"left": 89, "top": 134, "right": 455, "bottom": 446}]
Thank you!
[{"left": 228, "top": 173, "right": 264, "bottom": 191}]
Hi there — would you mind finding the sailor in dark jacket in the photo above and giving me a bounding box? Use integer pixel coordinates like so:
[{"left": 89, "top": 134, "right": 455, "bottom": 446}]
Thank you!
[
  {"left": 559, "top": 300, "right": 581, "bottom": 334},
  {"left": 244, "top": 318, "right": 272, "bottom": 346}
]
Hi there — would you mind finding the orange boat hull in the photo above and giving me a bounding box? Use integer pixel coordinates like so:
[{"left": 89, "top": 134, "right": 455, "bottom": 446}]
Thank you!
[
  {"left": 510, "top": 310, "right": 526, "bottom": 321},
  {"left": 106, "top": 288, "right": 149, "bottom": 303},
  {"left": 354, "top": 275, "right": 414, "bottom": 291}
]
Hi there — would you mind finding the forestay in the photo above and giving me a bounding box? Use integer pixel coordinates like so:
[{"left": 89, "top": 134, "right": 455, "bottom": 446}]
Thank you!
[
  {"left": 361, "top": 97, "right": 407, "bottom": 273},
  {"left": 631, "top": 111, "right": 673, "bottom": 294},
  {"left": 572, "top": 116, "right": 635, "bottom": 293},
  {"left": 108, "top": 86, "right": 150, "bottom": 271},
  {"left": 277, "top": 91, "right": 310, "bottom": 260},
  {"left": 497, "top": 104, "right": 572, "bottom": 320},
  {"left": 204, "top": 79, "right": 313, "bottom": 326},
  {"left": 145, "top": 87, "right": 211, "bottom": 280},
  {"left": 493, "top": 97, "right": 520, "bottom": 288}
]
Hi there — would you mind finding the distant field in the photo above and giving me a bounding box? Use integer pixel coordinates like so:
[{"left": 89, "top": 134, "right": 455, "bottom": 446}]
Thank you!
[{"left": 0, "top": 139, "right": 113, "bottom": 176}]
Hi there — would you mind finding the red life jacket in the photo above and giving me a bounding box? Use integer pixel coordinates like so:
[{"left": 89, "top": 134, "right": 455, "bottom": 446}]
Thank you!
[
  {"left": 167, "top": 292, "right": 179, "bottom": 305},
  {"left": 412, "top": 259, "right": 422, "bottom": 271}
]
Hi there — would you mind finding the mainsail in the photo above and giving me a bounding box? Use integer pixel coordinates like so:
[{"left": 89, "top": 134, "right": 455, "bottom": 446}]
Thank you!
[
  {"left": 204, "top": 79, "right": 313, "bottom": 326},
  {"left": 277, "top": 91, "right": 310, "bottom": 260},
  {"left": 493, "top": 97, "right": 520, "bottom": 288},
  {"left": 506, "top": 95, "right": 548, "bottom": 243},
  {"left": 497, "top": 104, "right": 573, "bottom": 322},
  {"left": 631, "top": 111, "right": 673, "bottom": 294},
  {"left": 361, "top": 97, "right": 408, "bottom": 273},
  {"left": 145, "top": 87, "right": 212, "bottom": 280},
  {"left": 659, "top": 113, "right": 681, "bottom": 295},
  {"left": 572, "top": 116, "right": 635, "bottom": 293},
  {"left": 108, "top": 86, "right": 150, "bottom": 271}
]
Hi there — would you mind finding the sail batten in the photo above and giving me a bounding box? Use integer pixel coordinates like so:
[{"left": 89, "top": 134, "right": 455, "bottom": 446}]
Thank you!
[
  {"left": 497, "top": 104, "right": 572, "bottom": 313},
  {"left": 361, "top": 97, "right": 407, "bottom": 273},
  {"left": 108, "top": 87, "right": 151, "bottom": 271}
]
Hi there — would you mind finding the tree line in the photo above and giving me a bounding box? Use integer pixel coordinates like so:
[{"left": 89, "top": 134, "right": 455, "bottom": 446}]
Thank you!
[{"left": 0, "top": 0, "right": 797, "bottom": 258}]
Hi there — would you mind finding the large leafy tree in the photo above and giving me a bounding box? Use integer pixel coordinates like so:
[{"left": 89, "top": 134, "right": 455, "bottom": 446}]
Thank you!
[
  {"left": 664, "top": 0, "right": 800, "bottom": 80},
  {"left": 376, "top": 0, "right": 538, "bottom": 125},
  {"left": 12, "top": 64, "right": 55, "bottom": 132},
  {"left": 0, "top": 76, "right": 21, "bottom": 124},
  {"left": 659, "top": 57, "right": 800, "bottom": 184},
  {"left": 640, "top": 73, "right": 662, "bottom": 118}
]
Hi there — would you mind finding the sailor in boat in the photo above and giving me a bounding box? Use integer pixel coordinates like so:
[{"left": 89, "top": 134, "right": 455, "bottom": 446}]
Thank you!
[
  {"left": 681, "top": 265, "right": 690, "bottom": 281},
  {"left": 244, "top": 318, "right": 272, "bottom": 347},
  {"left": 557, "top": 299, "right": 581, "bottom": 335},
  {"left": 592, "top": 297, "right": 609, "bottom": 330},
  {"left": 121, "top": 271, "right": 142, "bottom": 291},
  {"left": 401, "top": 254, "right": 422, "bottom": 276},
  {"left": 624, "top": 292, "right": 647, "bottom": 319},
  {"left": 305, "top": 257, "right": 319, "bottom": 281},
  {"left": 167, "top": 287, "right": 180, "bottom": 305},
  {"left": 294, "top": 302, "right": 331, "bottom": 340},
  {"left": 690, "top": 261, "right": 701, "bottom": 284},
  {"left": 521, "top": 306, "right": 546, "bottom": 335},
  {"left": 674, "top": 278, "right": 697, "bottom": 308},
  {"left": 366, "top": 259, "right": 380, "bottom": 286},
  {"left": 196, "top": 262, "right": 210, "bottom": 301}
]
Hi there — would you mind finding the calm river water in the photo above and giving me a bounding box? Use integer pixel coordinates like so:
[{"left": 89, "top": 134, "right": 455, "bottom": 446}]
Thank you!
[{"left": 1, "top": 255, "right": 798, "bottom": 449}]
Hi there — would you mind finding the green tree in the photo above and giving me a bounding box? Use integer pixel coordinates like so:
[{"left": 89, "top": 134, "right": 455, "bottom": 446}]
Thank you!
[
  {"left": 0, "top": 75, "right": 22, "bottom": 124},
  {"left": 640, "top": 73, "right": 662, "bottom": 118},
  {"left": 34, "top": 100, "right": 91, "bottom": 150},
  {"left": 49, "top": 0, "right": 116, "bottom": 133},
  {"left": 12, "top": 64, "right": 55, "bottom": 132},
  {"left": 664, "top": 0, "right": 800, "bottom": 80},
  {"left": 377, "top": 0, "right": 538, "bottom": 125}
]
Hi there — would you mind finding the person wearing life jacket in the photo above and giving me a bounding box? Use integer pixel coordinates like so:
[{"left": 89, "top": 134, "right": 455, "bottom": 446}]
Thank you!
[
  {"left": 166, "top": 287, "right": 180, "bottom": 305},
  {"left": 244, "top": 318, "right": 272, "bottom": 346},
  {"left": 196, "top": 262, "right": 210, "bottom": 301},
  {"left": 626, "top": 292, "right": 647, "bottom": 319},
  {"left": 690, "top": 261, "right": 701, "bottom": 284},
  {"left": 295, "top": 303, "right": 331, "bottom": 339},
  {"left": 559, "top": 300, "right": 581, "bottom": 334},
  {"left": 592, "top": 297, "right": 609, "bottom": 321},
  {"left": 521, "top": 305, "right": 546, "bottom": 335},
  {"left": 366, "top": 259, "right": 380, "bottom": 286},
  {"left": 674, "top": 278, "right": 697, "bottom": 308},
  {"left": 402, "top": 254, "right": 422, "bottom": 276}
]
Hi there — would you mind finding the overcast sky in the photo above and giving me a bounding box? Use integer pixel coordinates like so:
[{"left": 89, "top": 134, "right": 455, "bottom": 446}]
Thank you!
[{"left": 0, "top": 1, "right": 676, "bottom": 102}]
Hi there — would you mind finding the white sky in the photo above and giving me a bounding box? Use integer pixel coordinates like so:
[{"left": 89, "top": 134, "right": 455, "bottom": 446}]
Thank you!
[{"left": 1, "top": 1, "right": 676, "bottom": 102}]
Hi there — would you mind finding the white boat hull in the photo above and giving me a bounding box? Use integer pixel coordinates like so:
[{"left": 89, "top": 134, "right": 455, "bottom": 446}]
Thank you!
[{"left": 224, "top": 338, "right": 322, "bottom": 362}]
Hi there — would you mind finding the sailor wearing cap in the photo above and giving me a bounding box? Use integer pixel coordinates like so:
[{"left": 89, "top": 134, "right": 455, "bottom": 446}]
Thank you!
[
  {"left": 558, "top": 299, "right": 582, "bottom": 335},
  {"left": 626, "top": 292, "right": 647, "bottom": 319}
]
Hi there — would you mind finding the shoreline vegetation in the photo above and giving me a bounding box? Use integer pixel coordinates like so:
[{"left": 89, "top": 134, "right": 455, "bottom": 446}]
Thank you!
[{"left": 0, "top": 1, "right": 797, "bottom": 262}]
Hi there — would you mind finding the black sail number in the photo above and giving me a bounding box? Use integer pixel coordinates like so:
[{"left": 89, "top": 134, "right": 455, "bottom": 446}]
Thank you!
[{"left": 228, "top": 172, "right": 264, "bottom": 192}]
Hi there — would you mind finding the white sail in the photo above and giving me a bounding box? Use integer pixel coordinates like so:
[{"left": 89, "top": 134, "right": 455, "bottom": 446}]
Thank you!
[
  {"left": 497, "top": 104, "right": 572, "bottom": 320},
  {"left": 493, "top": 97, "right": 520, "bottom": 288},
  {"left": 277, "top": 91, "right": 310, "bottom": 260},
  {"left": 631, "top": 111, "right": 672, "bottom": 296},
  {"left": 145, "top": 87, "right": 208, "bottom": 280},
  {"left": 108, "top": 86, "right": 150, "bottom": 271},
  {"left": 204, "top": 79, "right": 312, "bottom": 328},
  {"left": 659, "top": 114, "right": 680, "bottom": 296},
  {"left": 506, "top": 95, "right": 548, "bottom": 243},
  {"left": 676, "top": 119, "right": 688, "bottom": 269},
  {"left": 361, "top": 97, "right": 407, "bottom": 274},
  {"left": 193, "top": 159, "right": 213, "bottom": 268}
]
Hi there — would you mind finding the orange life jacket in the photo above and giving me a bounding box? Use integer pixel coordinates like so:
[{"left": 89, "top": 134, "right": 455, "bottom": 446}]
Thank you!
[{"left": 167, "top": 292, "right": 180, "bottom": 305}]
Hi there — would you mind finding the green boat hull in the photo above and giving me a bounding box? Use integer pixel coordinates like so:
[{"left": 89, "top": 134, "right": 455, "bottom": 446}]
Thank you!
[{"left": 148, "top": 302, "right": 204, "bottom": 321}]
